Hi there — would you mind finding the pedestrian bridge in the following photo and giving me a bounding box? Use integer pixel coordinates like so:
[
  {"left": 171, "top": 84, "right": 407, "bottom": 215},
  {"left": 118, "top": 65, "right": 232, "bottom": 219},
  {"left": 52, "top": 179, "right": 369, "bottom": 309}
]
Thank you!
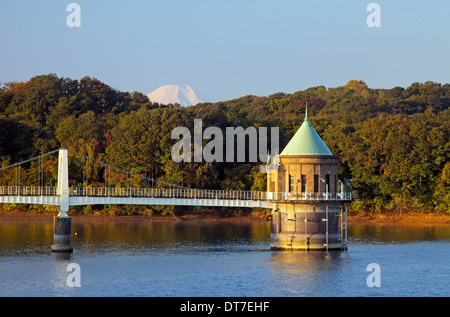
[
  {"left": 0, "top": 148, "right": 354, "bottom": 252},
  {"left": 0, "top": 185, "right": 353, "bottom": 209},
  {"left": 0, "top": 185, "right": 273, "bottom": 209},
  {"left": 0, "top": 148, "right": 353, "bottom": 216}
]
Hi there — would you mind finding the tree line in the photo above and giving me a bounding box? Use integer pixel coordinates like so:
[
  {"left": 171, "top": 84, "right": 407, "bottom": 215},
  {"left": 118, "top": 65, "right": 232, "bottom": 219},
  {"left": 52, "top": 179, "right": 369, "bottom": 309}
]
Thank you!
[{"left": 0, "top": 75, "right": 448, "bottom": 215}]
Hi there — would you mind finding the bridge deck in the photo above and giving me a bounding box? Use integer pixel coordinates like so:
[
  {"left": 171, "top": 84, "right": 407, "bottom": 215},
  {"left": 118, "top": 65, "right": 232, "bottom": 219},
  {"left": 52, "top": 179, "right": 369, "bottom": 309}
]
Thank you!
[
  {"left": 68, "top": 187, "right": 274, "bottom": 208},
  {"left": 0, "top": 186, "right": 273, "bottom": 209},
  {"left": 0, "top": 186, "right": 352, "bottom": 201},
  {"left": 0, "top": 186, "right": 353, "bottom": 209}
]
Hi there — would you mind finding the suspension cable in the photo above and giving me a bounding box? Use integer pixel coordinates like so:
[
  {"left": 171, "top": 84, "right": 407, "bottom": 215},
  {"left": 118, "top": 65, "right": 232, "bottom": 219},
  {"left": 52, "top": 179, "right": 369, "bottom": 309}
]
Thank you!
[
  {"left": 0, "top": 148, "right": 188, "bottom": 189},
  {"left": 0, "top": 149, "right": 59, "bottom": 171},
  {"left": 66, "top": 148, "right": 187, "bottom": 189}
]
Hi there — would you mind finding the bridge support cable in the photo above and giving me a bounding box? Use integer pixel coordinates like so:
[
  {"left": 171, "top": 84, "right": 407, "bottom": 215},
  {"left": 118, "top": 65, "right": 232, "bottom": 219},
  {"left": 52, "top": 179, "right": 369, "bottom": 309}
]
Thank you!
[
  {"left": 0, "top": 149, "right": 60, "bottom": 173},
  {"left": 1, "top": 148, "right": 192, "bottom": 192},
  {"left": 65, "top": 148, "right": 188, "bottom": 190},
  {"left": 1, "top": 148, "right": 275, "bottom": 206},
  {"left": 0, "top": 149, "right": 60, "bottom": 190}
]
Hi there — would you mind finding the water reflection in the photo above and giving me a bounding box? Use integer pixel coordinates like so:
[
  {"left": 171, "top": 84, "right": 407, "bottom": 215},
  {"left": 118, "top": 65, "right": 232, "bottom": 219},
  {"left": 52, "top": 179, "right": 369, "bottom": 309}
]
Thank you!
[
  {"left": 1, "top": 218, "right": 448, "bottom": 255},
  {"left": 267, "top": 251, "right": 348, "bottom": 296},
  {"left": 71, "top": 220, "right": 270, "bottom": 253},
  {"left": 0, "top": 221, "right": 54, "bottom": 256},
  {"left": 53, "top": 252, "right": 72, "bottom": 261},
  {"left": 52, "top": 254, "right": 71, "bottom": 289},
  {"left": 348, "top": 223, "right": 450, "bottom": 244},
  {"left": 0, "top": 217, "right": 449, "bottom": 297}
]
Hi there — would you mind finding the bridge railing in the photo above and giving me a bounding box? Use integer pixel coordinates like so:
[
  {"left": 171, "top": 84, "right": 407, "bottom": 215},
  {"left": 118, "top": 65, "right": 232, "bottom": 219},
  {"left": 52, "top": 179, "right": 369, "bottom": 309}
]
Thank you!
[
  {"left": 69, "top": 187, "right": 354, "bottom": 201},
  {"left": 0, "top": 186, "right": 57, "bottom": 196},
  {"left": 69, "top": 187, "right": 269, "bottom": 201},
  {"left": 0, "top": 186, "right": 356, "bottom": 202}
]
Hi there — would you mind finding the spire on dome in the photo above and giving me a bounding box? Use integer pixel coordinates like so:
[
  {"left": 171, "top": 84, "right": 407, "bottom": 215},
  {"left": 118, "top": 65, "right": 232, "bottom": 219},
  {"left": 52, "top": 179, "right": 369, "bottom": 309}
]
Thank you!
[
  {"left": 305, "top": 103, "right": 309, "bottom": 122},
  {"left": 280, "top": 103, "right": 333, "bottom": 156}
]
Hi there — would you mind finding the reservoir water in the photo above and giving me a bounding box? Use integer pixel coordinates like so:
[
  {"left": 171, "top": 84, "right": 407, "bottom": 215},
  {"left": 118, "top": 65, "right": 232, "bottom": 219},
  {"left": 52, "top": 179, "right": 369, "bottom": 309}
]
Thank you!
[{"left": 0, "top": 217, "right": 448, "bottom": 297}]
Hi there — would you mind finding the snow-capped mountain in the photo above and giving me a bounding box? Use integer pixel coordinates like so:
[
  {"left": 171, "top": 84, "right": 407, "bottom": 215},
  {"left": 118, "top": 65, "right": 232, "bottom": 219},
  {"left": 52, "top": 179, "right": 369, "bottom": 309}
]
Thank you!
[{"left": 146, "top": 84, "right": 202, "bottom": 107}]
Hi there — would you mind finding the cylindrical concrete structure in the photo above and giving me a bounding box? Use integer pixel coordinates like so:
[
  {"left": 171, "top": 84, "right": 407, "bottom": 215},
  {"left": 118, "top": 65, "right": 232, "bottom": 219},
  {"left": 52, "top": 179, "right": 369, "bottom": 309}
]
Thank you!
[
  {"left": 270, "top": 202, "right": 347, "bottom": 251},
  {"left": 51, "top": 216, "right": 73, "bottom": 253},
  {"left": 266, "top": 107, "right": 351, "bottom": 251}
]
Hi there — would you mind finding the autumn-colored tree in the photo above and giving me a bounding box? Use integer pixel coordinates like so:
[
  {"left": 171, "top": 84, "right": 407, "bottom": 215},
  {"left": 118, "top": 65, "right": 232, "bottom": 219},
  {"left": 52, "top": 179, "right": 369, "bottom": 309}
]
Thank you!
[{"left": 1, "top": 75, "right": 448, "bottom": 215}]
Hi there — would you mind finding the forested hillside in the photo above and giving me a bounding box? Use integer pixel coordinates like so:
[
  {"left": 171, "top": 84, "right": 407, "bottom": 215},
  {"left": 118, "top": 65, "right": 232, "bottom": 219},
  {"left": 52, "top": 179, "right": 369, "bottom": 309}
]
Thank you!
[{"left": 0, "top": 74, "right": 448, "bottom": 215}]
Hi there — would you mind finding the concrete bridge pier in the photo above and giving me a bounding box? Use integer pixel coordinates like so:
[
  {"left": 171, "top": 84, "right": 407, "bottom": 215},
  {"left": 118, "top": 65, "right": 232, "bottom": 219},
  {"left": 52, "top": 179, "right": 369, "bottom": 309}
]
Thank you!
[
  {"left": 51, "top": 210, "right": 73, "bottom": 253},
  {"left": 51, "top": 148, "right": 73, "bottom": 253}
]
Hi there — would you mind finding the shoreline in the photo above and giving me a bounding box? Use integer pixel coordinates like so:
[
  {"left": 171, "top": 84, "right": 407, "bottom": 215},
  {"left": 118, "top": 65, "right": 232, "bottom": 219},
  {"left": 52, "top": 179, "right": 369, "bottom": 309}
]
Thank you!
[
  {"left": 0, "top": 210, "right": 449, "bottom": 225},
  {"left": 347, "top": 211, "right": 450, "bottom": 225}
]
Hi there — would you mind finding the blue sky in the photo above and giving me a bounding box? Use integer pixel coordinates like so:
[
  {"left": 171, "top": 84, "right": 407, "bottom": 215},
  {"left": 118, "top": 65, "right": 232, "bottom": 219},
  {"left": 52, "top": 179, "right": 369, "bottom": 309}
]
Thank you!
[{"left": 1, "top": 0, "right": 449, "bottom": 102}]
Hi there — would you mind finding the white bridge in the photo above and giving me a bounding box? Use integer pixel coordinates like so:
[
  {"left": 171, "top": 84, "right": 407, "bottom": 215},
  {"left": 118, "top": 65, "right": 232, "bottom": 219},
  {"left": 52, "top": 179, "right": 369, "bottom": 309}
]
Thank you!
[
  {"left": 0, "top": 148, "right": 353, "bottom": 216},
  {"left": 0, "top": 185, "right": 273, "bottom": 210}
]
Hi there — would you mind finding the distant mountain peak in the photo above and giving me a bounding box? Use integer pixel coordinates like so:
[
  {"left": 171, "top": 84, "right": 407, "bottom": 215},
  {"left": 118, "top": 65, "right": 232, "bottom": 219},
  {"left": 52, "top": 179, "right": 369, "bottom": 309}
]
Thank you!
[{"left": 146, "top": 84, "right": 202, "bottom": 107}]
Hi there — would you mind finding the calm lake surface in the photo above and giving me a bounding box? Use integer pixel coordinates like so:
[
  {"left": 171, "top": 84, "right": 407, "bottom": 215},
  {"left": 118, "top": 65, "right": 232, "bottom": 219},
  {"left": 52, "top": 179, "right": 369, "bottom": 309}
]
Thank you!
[{"left": 0, "top": 217, "right": 448, "bottom": 297}]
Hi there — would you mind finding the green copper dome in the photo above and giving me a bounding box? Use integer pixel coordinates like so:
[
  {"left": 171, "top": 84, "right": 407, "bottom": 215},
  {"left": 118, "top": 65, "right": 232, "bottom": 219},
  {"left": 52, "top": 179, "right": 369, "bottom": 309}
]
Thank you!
[{"left": 280, "top": 108, "right": 333, "bottom": 156}]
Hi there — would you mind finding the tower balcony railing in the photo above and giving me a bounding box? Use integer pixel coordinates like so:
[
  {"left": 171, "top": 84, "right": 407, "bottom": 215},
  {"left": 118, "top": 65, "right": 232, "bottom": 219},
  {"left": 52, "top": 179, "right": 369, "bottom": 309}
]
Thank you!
[{"left": 267, "top": 191, "right": 355, "bottom": 201}]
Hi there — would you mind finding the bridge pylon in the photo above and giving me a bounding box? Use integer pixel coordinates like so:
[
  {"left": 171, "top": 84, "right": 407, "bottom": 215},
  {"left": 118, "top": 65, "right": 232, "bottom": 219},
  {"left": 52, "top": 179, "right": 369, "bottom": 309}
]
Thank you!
[
  {"left": 57, "top": 148, "right": 70, "bottom": 216},
  {"left": 51, "top": 148, "right": 73, "bottom": 253}
]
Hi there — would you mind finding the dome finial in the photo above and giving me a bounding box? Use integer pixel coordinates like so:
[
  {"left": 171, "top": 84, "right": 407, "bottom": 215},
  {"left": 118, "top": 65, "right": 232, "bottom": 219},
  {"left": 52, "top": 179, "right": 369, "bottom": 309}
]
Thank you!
[{"left": 305, "top": 103, "right": 309, "bottom": 121}]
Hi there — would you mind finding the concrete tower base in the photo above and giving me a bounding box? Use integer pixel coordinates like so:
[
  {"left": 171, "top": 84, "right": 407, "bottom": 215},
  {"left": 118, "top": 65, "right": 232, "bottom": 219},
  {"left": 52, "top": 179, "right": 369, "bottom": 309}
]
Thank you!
[{"left": 270, "top": 202, "right": 347, "bottom": 251}]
